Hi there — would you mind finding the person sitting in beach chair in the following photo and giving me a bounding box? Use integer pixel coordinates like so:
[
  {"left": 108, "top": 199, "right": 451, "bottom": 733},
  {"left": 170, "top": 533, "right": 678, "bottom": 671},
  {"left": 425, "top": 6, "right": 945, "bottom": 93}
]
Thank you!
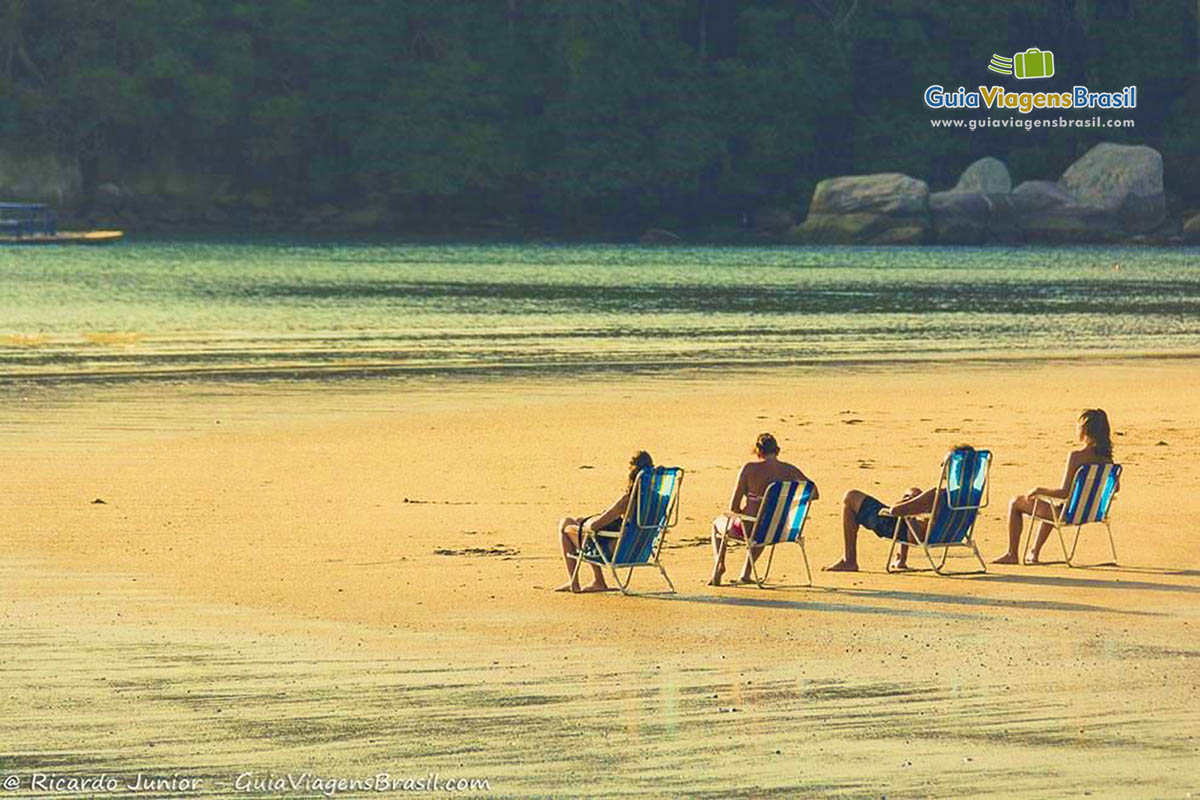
[
  {"left": 993, "top": 409, "right": 1120, "bottom": 565},
  {"left": 555, "top": 450, "right": 653, "bottom": 593},
  {"left": 825, "top": 444, "right": 986, "bottom": 573},
  {"left": 709, "top": 433, "right": 819, "bottom": 585}
]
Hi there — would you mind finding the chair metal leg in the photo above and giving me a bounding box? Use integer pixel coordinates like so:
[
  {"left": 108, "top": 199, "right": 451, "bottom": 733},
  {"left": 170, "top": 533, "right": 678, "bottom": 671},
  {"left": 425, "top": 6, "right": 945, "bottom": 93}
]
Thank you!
[
  {"left": 753, "top": 544, "right": 776, "bottom": 587},
  {"left": 657, "top": 562, "right": 676, "bottom": 593},
  {"left": 1105, "top": 520, "right": 1118, "bottom": 565},
  {"left": 607, "top": 561, "right": 633, "bottom": 595},
  {"left": 886, "top": 521, "right": 905, "bottom": 573},
  {"left": 1056, "top": 524, "right": 1072, "bottom": 565},
  {"left": 1065, "top": 525, "right": 1082, "bottom": 568},
  {"left": 886, "top": 535, "right": 900, "bottom": 573},
  {"left": 1022, "top": 509, "right": 1038, "bottom": 565},
  {"left": 569, "top": 551, "right": 584, "bottom": 587},
  {"left": 569, "top": 533, "right": 589, "bottom": 588},
  {"left": 970, "top": 539, "right": 988, "bottom": 573},
  {"left": 920, "top": 539, "right": 941, "bottom": 573},
  {"left": 798, "top": 540, "right": 813, "bottom": 586},
  {"left": 741, "top": 544, "right": 758, "bottom": 586}
]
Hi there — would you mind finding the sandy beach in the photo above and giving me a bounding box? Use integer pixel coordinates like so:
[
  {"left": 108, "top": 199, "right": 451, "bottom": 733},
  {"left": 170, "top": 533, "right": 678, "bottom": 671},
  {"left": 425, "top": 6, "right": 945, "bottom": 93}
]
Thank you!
[{"left": 2, "top": 358, "right": 1198, "bottom": 798}]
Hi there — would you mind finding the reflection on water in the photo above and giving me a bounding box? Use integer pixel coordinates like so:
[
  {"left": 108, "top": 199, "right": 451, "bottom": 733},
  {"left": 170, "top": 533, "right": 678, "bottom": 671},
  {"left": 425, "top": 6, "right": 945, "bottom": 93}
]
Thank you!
[{"left": 1, "top": 240, "right": 1198, "bottom": 383}]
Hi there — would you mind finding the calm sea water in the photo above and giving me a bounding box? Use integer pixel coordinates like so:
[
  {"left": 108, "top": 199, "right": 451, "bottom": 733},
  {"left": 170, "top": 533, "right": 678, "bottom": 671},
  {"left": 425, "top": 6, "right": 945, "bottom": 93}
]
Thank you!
[{"left": 1, "top": 239, "right": 1198, "bottom": 383}]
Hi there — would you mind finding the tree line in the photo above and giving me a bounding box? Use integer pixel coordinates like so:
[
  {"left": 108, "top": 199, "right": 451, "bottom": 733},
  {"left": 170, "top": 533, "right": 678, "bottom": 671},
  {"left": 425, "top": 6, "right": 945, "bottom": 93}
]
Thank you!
[{"left": 1, "top": 0, "right": 1197, "bottom": 235}]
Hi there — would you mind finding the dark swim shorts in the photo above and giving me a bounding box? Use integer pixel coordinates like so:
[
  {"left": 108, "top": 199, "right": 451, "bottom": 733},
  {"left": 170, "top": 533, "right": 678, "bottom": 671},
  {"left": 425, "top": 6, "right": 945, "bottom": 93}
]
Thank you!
[
  {"left": 579, "top": 516, "right": 624, "bottom": 560},
  {"left": 856, "top": 495, "right": 898, "bottom": 539}
]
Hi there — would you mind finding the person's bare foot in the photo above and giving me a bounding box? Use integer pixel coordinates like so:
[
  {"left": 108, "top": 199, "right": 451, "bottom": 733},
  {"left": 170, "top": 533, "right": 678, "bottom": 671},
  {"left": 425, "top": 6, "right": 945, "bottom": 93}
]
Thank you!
[
  {"left": 991, "top": 553, "right": 1019, "bottom": 565},
  {"left": 579, "top": 581, "right": 609, "bottom": 593},
  {"left": 707, "top": 563, "right": 725, "bottom": 586},
  {"left": 734, "top": 571, "right": 754, "bottom": 584},
  {"left": 890, "top": 560, "right": 910, "bottom": 571},
  {"left": 823, "top": 559, "right": 859, "bottom": 572},
  {"left": 554, "top": 581, "right": 579, "bottom": 592}
]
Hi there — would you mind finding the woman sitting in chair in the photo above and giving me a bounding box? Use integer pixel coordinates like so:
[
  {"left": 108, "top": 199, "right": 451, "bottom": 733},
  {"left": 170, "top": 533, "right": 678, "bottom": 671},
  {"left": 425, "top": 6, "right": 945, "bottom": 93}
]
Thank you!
[
  {"left": 555, "top": 451, "right": 653, "bottom": 593},
  {"left": 993, "top": 408, "right": 1116, "bottom": 565},
  {"left": 709, "top": 433, "right": 819, "bottom": 585}
]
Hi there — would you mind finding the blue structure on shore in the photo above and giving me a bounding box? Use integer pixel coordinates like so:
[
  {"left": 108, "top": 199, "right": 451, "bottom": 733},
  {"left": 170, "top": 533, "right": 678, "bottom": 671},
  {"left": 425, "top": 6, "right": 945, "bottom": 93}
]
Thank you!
[{"left": 0, "top": 202, "right": 57, "bottom": 237}]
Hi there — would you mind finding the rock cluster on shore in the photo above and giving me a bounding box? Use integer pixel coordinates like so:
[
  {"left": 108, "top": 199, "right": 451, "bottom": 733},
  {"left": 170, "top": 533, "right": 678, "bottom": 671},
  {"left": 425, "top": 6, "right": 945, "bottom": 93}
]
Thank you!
[
  {"left": 1, "top": 140, "right": 1195, "bottom": 244},
  {"left": 790, "top": 142, "right": 1181, "bottom": 245}
]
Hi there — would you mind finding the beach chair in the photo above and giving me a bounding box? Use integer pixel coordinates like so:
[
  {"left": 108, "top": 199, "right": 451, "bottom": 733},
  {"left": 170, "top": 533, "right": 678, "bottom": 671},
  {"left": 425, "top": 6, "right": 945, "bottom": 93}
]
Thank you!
[
  {"left": 1023, "top": 463, "right": 1121, "bottom": 567},
  {"left": 573, "top": 466, "right": 683, "bottom": 595},
  {"left": 885, "top": 447, "right": 991, "bottom": 575},
  {"left": 722, "top": 480, "right": 816, "bottom": 587}
]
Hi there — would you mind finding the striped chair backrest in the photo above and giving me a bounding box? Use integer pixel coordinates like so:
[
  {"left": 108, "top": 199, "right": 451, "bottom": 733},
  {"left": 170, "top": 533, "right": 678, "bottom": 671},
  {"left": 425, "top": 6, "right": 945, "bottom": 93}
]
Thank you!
[
  {"left": 749, "top": 480, "right": 816, "bottom": 546},
  {"left": 614, "top": 467, "right": 683, "bottom": 565},
  {"left": 927, "top": 448, "right": 991, "bottom": 545},
  {"left": 1062, "top": 463, "right": 1121, "bottom": 525}
]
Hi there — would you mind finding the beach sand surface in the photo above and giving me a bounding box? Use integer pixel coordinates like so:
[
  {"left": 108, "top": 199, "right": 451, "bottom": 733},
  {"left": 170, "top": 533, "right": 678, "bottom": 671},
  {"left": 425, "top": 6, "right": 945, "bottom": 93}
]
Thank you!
[{"left": 1, "top": 360, "right": 1198, "bottom": 798}]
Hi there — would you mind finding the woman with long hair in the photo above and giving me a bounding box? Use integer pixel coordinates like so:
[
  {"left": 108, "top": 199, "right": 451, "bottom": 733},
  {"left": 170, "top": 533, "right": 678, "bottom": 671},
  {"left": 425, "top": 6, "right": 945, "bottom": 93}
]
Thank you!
[
  {"left": 993, "top": 409, "right": 1117, "bottom": 564},
  {"left": 710, "top": 433, "right": 818, "bottom": 585},
  {"left": 555, "top": 451, "right": 654, "bottom": 593}
]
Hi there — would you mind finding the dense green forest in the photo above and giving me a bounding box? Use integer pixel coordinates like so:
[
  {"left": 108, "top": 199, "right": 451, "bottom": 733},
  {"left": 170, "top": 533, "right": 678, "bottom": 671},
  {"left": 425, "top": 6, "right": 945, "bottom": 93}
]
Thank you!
[{"left": 1, "top": 0, "right": 1198, "bottom": 235}]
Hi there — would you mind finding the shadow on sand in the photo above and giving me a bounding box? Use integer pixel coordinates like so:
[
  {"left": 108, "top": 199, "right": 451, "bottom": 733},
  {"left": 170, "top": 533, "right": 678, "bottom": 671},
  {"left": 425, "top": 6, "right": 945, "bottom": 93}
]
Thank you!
[{"left": 645, "top": 585, "right": 1159, "bottom": 618}]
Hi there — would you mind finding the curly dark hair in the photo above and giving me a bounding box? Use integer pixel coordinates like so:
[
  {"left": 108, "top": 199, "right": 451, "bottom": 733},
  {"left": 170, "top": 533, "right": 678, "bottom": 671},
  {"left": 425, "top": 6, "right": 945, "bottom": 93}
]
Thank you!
[
  {"left": 1079, "top": 409, "right": 1113, "bottom": 459},
  {"left": 627, "top": 450, "right": 654, "bottom": 491}
]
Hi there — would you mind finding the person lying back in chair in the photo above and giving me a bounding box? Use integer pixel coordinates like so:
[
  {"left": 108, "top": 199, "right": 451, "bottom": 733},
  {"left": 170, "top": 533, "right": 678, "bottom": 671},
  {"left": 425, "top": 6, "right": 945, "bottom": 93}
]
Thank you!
[{"left": 824, "top": 444, "right": 976, "bottom": 572}]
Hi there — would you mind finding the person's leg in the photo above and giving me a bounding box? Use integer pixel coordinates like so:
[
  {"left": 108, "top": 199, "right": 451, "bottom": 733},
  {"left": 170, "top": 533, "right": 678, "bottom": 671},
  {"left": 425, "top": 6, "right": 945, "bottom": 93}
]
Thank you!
[
  {"left": 555, "top": 517, "right": 584, "bottom": 591},
  {"left": 994, "top": 495, "right": 1032, "bottom": 563},
  {"left": 736, "top": 543, "right": 763, "bottom": 583},
  {"left": 826, "top": 490, "right": 866, "bottom": 571},
  {"left": 709, "top": 514, "right": 730, "bottom": 585},
  {"left": 1028, "top": 504, "right": 1056, "bottom": 562},
  {"left": 577, "top": 520, "right": 610, "bottom": 592}
]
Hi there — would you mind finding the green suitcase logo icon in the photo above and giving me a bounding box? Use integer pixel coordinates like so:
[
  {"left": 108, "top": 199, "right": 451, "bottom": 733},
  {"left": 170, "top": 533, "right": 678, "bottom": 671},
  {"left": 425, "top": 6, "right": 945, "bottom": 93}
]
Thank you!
[{"left": 1013, "top": 48, "right": 1054, "bottom": 79}]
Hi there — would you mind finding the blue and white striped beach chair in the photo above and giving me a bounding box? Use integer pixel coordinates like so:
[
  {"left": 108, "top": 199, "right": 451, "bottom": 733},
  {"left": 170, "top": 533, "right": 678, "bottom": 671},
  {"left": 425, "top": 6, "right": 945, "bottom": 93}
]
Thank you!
[
  {"left": 1024, "top": 463, "right": 1121, "bottom": 567},
  {"left": 886, "top": 447, "right": 991, "bottom": 575},
  {"left": 726, "top": 480, "right": 816, "bottom": 587},
  {"left": 573, "top": 467, "right": 683, "bottom": 595}
]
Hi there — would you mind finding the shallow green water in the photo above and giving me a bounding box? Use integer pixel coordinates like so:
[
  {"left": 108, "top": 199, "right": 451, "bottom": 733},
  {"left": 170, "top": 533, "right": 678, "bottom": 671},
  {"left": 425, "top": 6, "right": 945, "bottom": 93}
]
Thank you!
[{"left": 1, "top": 239, "right": 1197, "bottom": 382}]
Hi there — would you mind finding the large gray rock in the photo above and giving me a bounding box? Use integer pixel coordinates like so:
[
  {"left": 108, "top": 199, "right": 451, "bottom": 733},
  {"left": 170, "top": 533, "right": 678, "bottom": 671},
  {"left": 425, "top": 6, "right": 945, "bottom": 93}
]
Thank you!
[
  {"left": 1008, "top": 143, "right": 1167, "bottom": 241},
  {"left": 0, "top": 150, "right": 84, "bottom": 209},
  {"left": 954, "top": 157, "right": 1011, "bottom": 194},
  {"left": 794, "top": 173, "right": 930, "bottom": 244},
  {"left": 931, "top": 189, "right": 1024, "bottom": 245},
  {"left": 930, "top": 191, "right": 989, "bottom": 245},
  {"left": 986, "top": 193, "right": 1023, "bottom": 243},
  {"left": 1060, "top": 142, "right": 1165, "bottom": 233},
  {"left": 1012, "top": 180, "right": 1121, "bottom": 243}
]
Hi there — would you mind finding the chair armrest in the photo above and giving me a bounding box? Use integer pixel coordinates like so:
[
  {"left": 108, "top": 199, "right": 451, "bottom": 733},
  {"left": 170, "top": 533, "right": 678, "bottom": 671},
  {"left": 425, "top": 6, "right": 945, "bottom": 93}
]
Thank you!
[
  {"left": 878, "top": 509, "right": 929, "bottom": 520},
  {"left": 592, "top": 528, "right": 621, "bottom": 538},
  {"left": 735, "top": 513, "right": 757, "bottom": 521}
]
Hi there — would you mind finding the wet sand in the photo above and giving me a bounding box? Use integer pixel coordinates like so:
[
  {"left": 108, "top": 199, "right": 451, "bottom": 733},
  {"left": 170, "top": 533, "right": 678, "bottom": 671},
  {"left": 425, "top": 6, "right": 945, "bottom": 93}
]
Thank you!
[{"left": 1, "top": 360, "right": 1198, "bottom": 797}]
